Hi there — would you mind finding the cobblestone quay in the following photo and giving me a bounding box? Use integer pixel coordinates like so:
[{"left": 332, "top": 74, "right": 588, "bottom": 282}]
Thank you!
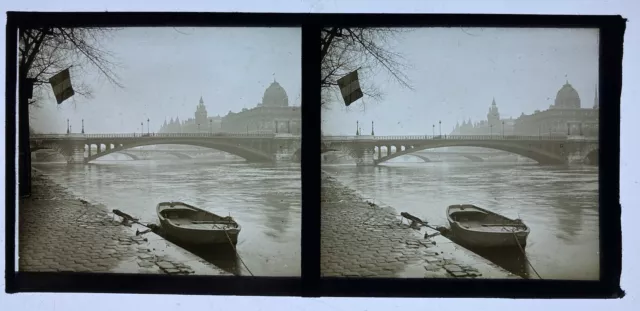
[
  {"left": 321, "top": 171, "right": 519, "bottom": 279},
  {"left": 18, "top": 170, "right": 230, "bottom": 275}
]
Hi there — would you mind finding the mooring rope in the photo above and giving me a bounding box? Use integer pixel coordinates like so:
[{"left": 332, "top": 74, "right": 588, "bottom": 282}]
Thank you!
[
  {"left": 222, "top": 228, "right": 254, "bottom": 277},
  {"left": 511, "top": 230, "right": 542, "bottom": 279}
]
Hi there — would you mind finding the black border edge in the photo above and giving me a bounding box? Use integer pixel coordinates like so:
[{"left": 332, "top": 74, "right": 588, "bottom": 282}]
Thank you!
[
  {"left": 4, "top": 12, "right": 626, "bottom": 298},
  {"left": 316, "top": 14, "right": 626, "bottom": 299},
  {"left": 301, "top": 24, "right": 321, "bottom": 297},
  {"left": 5, "top": 13, "right": 18, "bottom": 294},
  {"left": 598, "top": 15, "right": 626, "bottom": 298}
]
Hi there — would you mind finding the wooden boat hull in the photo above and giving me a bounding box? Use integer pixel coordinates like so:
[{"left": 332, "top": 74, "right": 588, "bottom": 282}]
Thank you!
[
  {"left": 447, "top": 204, "right": 529, "bottom": 248},
  {"left": 157, "top": 202, "right": 241, "bottom": 246}
]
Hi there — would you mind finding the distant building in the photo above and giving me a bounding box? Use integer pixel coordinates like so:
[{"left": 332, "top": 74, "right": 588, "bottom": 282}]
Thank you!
[
  {"left": 158, "top": 97, "right": 223, "bottom": 134},
  {"left": 514, "top": 81, "right": 599, "bottom": 137},
  {"left": 451, "top": 81, "right": 599, "bottom": 137},
  {"left": 451, "top": 98, "right": 515, "bottom": 136},
  {"left": 220, "top": 80, "right": 301, "bottom": 134},
  {"left": 157, "top": 79, "right": 301, "bottom": 135}
]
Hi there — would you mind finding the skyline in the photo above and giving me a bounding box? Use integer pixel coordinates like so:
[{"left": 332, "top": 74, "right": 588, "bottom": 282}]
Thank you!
[
  {"left": 322, "top": 27, "right": 599, "bottom": 136},
  {"left": 29, "top": 27, "right": 301, "bottom": 134}
]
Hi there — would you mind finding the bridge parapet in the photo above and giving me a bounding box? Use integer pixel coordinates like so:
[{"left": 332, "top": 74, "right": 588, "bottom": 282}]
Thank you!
[
  {"left": 31, "top": 132, "right": 280, "bottom": 140},
  {"left": 322, "top": 134, "right": 592, "bottom": 142}
]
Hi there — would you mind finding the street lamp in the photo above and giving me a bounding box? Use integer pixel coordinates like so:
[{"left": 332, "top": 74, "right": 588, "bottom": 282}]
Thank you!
[
  {"left": 502, "top": 120, "right": 505, "bottom": 138},
  {"left": 432, "top": 124, "right": 434, "bottom": 137},
  {"left": 67, "top": 119, "right": 70, "bottom": 134},
  {"left": 439, "top": 120, "right": 441, "bottom": 136},
  {"left": 81, "top": 119, "right": 85, "bottom": 134},
  {"left": 490, "top": 124, "right": 493, "bottom": 137},
  {"left": 198, "top": 123, "right": 200, "bottom": 133},
  {"left": 210, "top": 119, "right": 212, "bottom": 134},
  {"left": 141, "top": 122, "right": 143, "bottom": 135},
  {"left": 147, "top": 118, "right": 150, "bottom": 135}
]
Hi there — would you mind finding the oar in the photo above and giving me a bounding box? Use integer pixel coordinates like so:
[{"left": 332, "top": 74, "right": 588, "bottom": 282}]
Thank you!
[
  {"left": 112, "top": 209, "right": 158, "bottom": 233},
  {"left": 400, "top": 212, "right": 444, "bottom": 232}
]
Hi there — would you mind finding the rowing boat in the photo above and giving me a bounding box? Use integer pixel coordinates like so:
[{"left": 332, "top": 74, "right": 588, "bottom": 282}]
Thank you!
[
  {"left": 446, "top": 204, "right": 529, "bottom": 248},
  {"left": 157, "top": 201, "right": 241, "bottom": 245}
]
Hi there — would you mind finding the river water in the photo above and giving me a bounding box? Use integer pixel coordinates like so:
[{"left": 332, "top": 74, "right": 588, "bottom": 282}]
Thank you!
[
  {"left": 33, "top": 158, "right": 301, "bottom": 277},
  {"left": 322, "top": 159, "right": 600, "bottom": 280}
]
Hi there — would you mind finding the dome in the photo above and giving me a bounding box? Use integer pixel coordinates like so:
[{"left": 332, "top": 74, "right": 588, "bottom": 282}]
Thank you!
[
  {"left": 261, "top": 80, "right": 289, "bottom": 107},
  {"left": 553, "top": 81, "right": 581, "bottom": 109}
]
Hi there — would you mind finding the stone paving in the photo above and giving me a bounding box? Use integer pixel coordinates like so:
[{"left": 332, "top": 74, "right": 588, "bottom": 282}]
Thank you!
[
  {"left": 320, "top": 172, "right": 519, "bottom": 279},
  {"left": 18, "top": 170, "right": 230, "bottom": 275}
]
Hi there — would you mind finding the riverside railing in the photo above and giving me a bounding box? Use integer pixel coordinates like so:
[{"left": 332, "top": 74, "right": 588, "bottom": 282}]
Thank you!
[
  {"left": 30, "top": 132, "right": 280, "bottom": 139},
  {"left": 322, "top": 134, "right": 594, "bottom": 141}
]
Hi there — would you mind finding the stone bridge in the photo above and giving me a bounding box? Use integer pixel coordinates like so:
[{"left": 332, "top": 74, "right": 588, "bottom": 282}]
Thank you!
[
  {"left": 323, "top": 150, "right": 492, "bottom": 163},
  {"left": 321, "top": 135, "right": 599, "bottom": 166},
  {"left": 30, "top": 133, "right": 301, "bottom": 164}
]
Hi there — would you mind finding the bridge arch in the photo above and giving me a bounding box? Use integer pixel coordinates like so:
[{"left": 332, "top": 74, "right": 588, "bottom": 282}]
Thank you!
[
  {"left": 375, "top": 141, "right": 565, "bottom": 165},
  {"left": 584, "top": 148, "right": 599, "bottom": 166},
  {"left": 85, "top": 139, "right": 272, "bottom": 163},
  {"left": 165, "top": 151, "right": 193, "bottom": 160},
  {"left": 114, "top": 152, "right": 140, "bottom": 160},
  {"left": 401, "top": 154, "right": 432, "bottom": 163}
]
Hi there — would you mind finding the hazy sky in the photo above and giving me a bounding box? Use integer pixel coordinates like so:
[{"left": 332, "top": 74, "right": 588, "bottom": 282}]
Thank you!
[
  {"left": 30, "top": 27, "right": 301, "bottom": 134},
  {"left": 322, "top": 27, "right": 599, "bottom": 136}
]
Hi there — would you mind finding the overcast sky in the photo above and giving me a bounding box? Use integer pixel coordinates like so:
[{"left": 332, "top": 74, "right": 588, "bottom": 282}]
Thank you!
[
  {"left": 30, "top": 27, "right": 301, "bottom": 134},
  {"left": 322, "top": 27, "right": 599, "bottom": 136}
]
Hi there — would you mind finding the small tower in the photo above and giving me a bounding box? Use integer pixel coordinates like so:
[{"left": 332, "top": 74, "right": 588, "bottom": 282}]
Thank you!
[
  {"left": 195, "top": 96, "right": 208, "bottom": 127},
  {"left": 487, "top": 97, "right": 500, "bottom": 128}
]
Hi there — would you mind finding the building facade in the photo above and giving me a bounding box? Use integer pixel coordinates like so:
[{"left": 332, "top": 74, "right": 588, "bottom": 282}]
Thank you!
[
  {"left": 157, "top": 80, "right": 301, "bottom": 135},
  {"left": 450, "top": 81, "right": 599, "bottom": 138},
  {"left": 220, "top": 80, "right": 301, "bottom": 134},
  {"left": 513, "top": 81, "right": 599, "bottom": 137},
  {"left": 451, "top": 98, "right": 516, "bottom": 136},
  {"left": 158, "top": 97, "right": 223, "bottom": 134}
]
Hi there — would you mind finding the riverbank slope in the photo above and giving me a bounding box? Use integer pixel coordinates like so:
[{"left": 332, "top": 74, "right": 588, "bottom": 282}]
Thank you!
[
  {"left": 18, "top": 169, "right": 231, "bottom": 275},
  {"left": 320, "top": 170, "right": 519, "bottom": 279}
]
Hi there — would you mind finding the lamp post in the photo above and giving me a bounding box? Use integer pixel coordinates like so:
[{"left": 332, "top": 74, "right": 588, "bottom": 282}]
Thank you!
[
  {"left": 81, "top": 119, "right": 85, "bottom": 134},
  {"left": 141, "top": 122, "right": 143, "bottom": 135},
  {"left": 210, "top": 119, "right": 212, "bottom": 134},
  {"left": 67, "top": 119, "right": 70, "bottom": 134},
  {"left": 371, "top": 121, "right": 375, "bottom": 136},
  {"left": 147, "top": 118, "right": 150, "bottom": 135},
  {"left": 490, "top": 124, "right": 493, "bottom": 137},
  {"left": 502, "top": 120, "right": 505, "bottom": 138},
  {"left": 356, "top": 120, "right": 360, "bottom": 136},
  {"left": 198, "top": 123, "right": 200, "bottom": 133},
  {"left": 439, "top": 120, "right": 441, "bottom": 136},
  {"left": 432, "top": 124, "right": 434, "bottom": 137}
]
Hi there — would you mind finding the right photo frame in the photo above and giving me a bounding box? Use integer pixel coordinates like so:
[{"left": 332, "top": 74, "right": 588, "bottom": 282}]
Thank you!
[{"left": 320, "top": 27, "right": 601, "bottom": 280}]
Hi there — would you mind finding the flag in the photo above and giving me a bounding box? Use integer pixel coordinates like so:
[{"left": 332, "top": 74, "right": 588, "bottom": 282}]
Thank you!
[
  {"left": 337, "top": 70, "right": 363, "bottom": 106},
  {"left": 49, "top": 68, "right": 75, "bottom": 104}
]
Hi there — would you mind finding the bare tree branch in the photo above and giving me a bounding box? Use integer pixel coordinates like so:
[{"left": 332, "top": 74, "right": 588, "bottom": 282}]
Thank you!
[
  {"left": 18, "top": 27, "right": 123, "bottom": 108},
  {"left": 321, "top": 27, "right": 414, "bottom": 110}
]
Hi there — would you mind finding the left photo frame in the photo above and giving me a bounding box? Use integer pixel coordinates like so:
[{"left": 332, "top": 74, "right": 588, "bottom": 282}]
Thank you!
[{"left": 7, "top": 14, "right": 309, "bottom": 295}]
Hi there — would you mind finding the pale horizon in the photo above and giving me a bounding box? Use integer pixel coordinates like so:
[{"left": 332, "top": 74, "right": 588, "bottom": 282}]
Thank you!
[
  {"left": 28, "top": 27, "right": 301, "bottom": 134},
  {"left": 322, "top": 27, "right": 599, "bottom": 136}
]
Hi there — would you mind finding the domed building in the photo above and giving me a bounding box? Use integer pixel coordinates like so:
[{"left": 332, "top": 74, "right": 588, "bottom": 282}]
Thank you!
[
  {"left": 220, "top": 79, "right": 301, "bottom": 134},
  {"left": 552, "top": 81, "right": 582, "bottom": 109},
  {"left": 260, "top": 81, "right": 289, "bottom": 107},
  {"left": 514, "top": 81, "right": 599, "bottom": 137}
]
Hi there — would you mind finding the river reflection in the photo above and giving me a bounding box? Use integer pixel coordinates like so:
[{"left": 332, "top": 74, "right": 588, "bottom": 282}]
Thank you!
[
  {"left": 34, "top": 158, "right": 301, "bottom": 276},
  {"left": 322, "top": 161, "right": 599, "bottom": 280}
]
